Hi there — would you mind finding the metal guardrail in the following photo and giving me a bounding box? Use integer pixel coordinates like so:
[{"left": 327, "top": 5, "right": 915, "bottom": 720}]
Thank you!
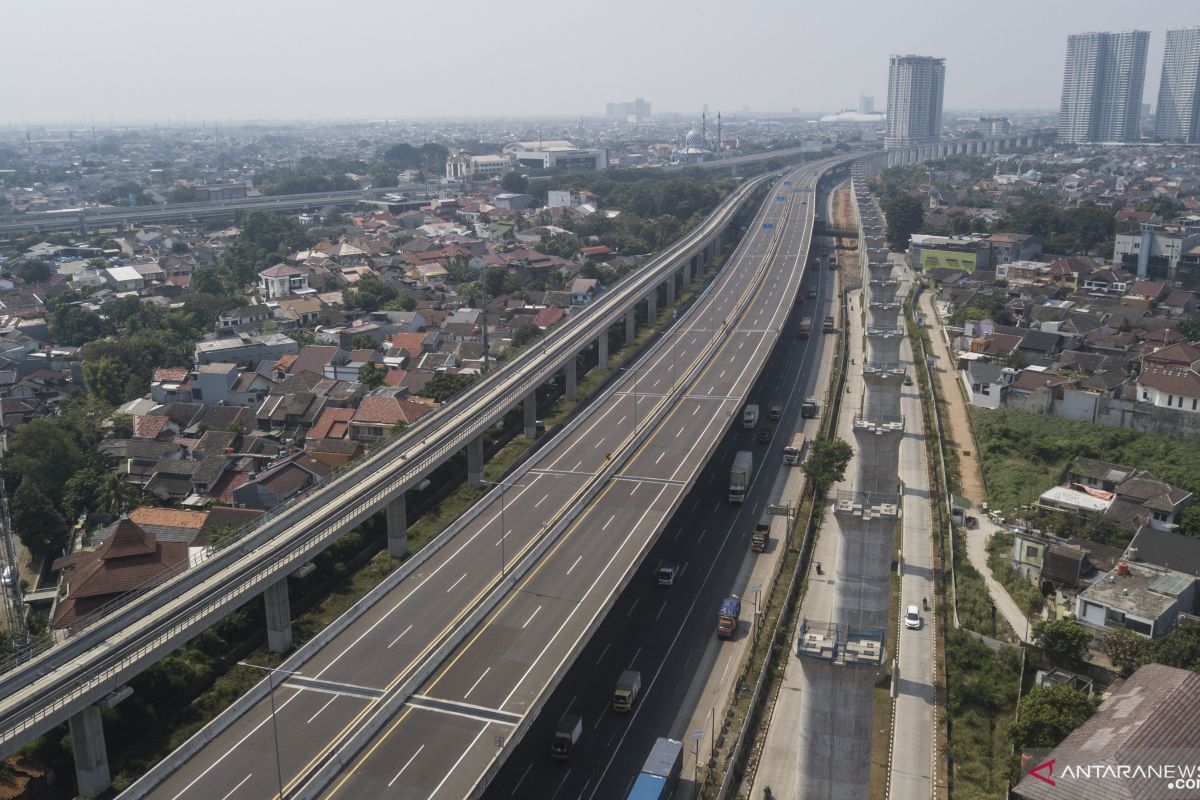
[{"left": 0, "top": 168, "right": 804, "bottom": 752}]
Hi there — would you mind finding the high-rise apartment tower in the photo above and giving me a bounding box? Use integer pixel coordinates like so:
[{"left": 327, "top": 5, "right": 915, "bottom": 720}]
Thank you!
[
  {"left": 885, "top": 55, "right": 945, "bottom": 149},
  {"left": 1059, "top": 30, "right": 1149, "bottom": 143}
]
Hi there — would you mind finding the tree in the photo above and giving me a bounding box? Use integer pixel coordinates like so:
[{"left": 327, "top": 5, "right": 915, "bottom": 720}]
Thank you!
[
  {"left": 11, "top": 259, "right": 50, "bottom": 285},
  {"left": 358, "top": 361, "right": 385, "bottom": 389},
  {"left": 350, "top": 334, "right": 377, "bottom": 352},
  {"left": 50, "top": 305, "right": 114, "bottom": 347},
  {"left": 420, "top": 372, "right": 478, "bottom": 403},
  {"left": 881, "top": 193, "right": 924, "bottom": 249},
  {"left": 801, "top": 438, "right": 854, "bottom": 496},
  {"left": 1032, "top": 618, "right": 1092, "bottom": 665},
  {"left": 10, "top": 480, "right": 67, "bottom": 559},
  {"left": 345, "top": 273, "right": 398, "bottom": 312},
  {"left": 63, "top": 466, "right": 106, "bottom": 519},
  {"left": 110, "top": 413, "right": 134, "bottom": 439},
  {"left": 5, "top": 418, "right": 86, "bottom": 505},
  {"left": 511, "top": 324, "right": 543, "bottom": 349},
  {"left": 93, "top": 473, "right": 141, "bottom": 517},
  {"left": 1176, "top": 319, "right": 1200, "bottom": 343},
  {"left": 1100, "top": 628, "right": 1148, "bottom": 677},
  {"left": 83, "top": 355, "right": 130, "bottom": 406},
  {"left": 500, "top": 172, "right": 528, "bottom": 194},
  {"left": 1008, "top": 684, "right": 1096, "bottom": 750}
]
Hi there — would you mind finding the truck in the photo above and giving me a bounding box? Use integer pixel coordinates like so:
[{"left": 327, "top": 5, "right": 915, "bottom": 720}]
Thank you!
[
  {"left": 729, "top": 450, "right": 752, "bottom": 503},
  {"left": 797, "top": 317, "right": 812, "bottom": 338},
  {"left": 751, "top": 516, "right": 770, "bottom": 552},
  {"left": 717, "top": 597, "right": 741, "bottom": 639},
  {"left": 625, "top": 737, "right": 684, "bottom": 800},
  {"left": 822, "top": 315, "right": 835, "bottom": 333},
  {"left": 550, "top": 714, "right": 582, "bottom": 760},
  {"left": 783, "top": 431, "right": 806, "bottom": 465},
  {"left": 742, "top": 403, "right": 759, "bottom": 429},
  {"left": 801, "top": 398, "right": 819, "bottom": 419},
  {"left": 612, "top": 670, "right": 642, "bottom": 712}
]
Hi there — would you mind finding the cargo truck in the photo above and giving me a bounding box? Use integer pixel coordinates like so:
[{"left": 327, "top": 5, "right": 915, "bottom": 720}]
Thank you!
[
  {"left": 625, "top": 738, "right": 683, "bottom": 800},
  {"left": 728, "top": 451, "right": 752, "bottom": 503},
  {"left": 612, "top": 670, "right": 642, "bottom": 712},
  {"left": 801, "top": 398, "right": 819, "bottom": 419},
  {"left": 742, "top": 403, "right": 759, "bottom": 429},
  {"left": 823, "top": 315, "right": 835, "bottom": 333},
  {"left": 550, "top": 714, "right": 582, "bottom": 760},
  {"left": 751, "top": 516, "right": 770, "bottom": 552},
  {"left": 797, "top": 317, "right": 812, "bottom": 338},
  {"left": 717, "top": 597, "right": 741, "bottom": 639},
  {"left": 783, "top": 431, "right": 806, "bottom": 465}
]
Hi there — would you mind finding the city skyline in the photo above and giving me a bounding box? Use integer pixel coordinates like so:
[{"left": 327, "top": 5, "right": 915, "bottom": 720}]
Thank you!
[{"left": 2, "top": 0, "right": 1197, "bottom": 124}]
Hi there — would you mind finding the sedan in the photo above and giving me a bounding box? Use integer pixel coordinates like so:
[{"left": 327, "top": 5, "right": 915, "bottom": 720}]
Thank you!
[{"left": 904, "top": 605, "right": 921, "bottom": 630}]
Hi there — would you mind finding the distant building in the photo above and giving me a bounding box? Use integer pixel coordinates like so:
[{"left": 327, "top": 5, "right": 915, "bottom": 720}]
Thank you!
[
  {"left": 907, "top": 233, "right": 990, "bottom": 272},
  {"left": 885, "top": 55, "right": 945, "bottom": 149},
  {"left": 444, "top": 153, "right": 513, "bottom": 180},
  {"left": 1112, "top": 222, "right": 1200, "bottom": 282},
  {"left": 503, "top": 141, "right": 608, "bottom": 171},
  {"left": 258, "top": 263, "right": 311, "bottom": 299},
  {"left": 858, "top": 94, "right": 875, "bottom": 114},
  {"left": 1058, "top": 30, "right": 1149, "bottom": 143},
  {"left": 1155, "top": 27, "right": 1200, "bottom": 143},
  {"left": 194, "top": 333, "right": 299, "bottom": 366},
  {"left": 606, "top": 98, "right": 651, "bottom": 122}
]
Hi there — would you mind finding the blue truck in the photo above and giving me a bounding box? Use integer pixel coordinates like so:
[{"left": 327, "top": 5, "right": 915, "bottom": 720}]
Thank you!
[{"left": 626, "top": 737, "right": 683, "bottom": 800}]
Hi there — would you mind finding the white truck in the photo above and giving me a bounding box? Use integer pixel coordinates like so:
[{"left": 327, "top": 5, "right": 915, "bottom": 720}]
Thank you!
[
  {"left": 729, "top": 450, "right": 752, "bottom": 503},
  {"left": 742, "top": 404, "right": 759, "bottom": 429},
  {"left": 612, "top": 670, "right": 642, "bottom": 712}
]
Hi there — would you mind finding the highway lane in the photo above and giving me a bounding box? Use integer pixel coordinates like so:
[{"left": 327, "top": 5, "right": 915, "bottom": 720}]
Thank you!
[
  {"left": 318, "top": 167, "right": 828, "bottom": 798},
  {"left": 481, "top": 244, "right": 835, "bottom": 800},
  {"left": 135, "top": 168, "right": 805, "bottom": 800}
]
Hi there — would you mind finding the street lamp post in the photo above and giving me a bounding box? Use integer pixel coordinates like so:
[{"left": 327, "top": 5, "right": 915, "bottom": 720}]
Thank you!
[
  {"left": 752, "top": 585, "right": 762, "bottom": 642},
  {"left": 238, "top": 661, "right": 301, "bottom": 800},
  {"left": 480, "top": 479, "right": 523, "bottom": 577}
]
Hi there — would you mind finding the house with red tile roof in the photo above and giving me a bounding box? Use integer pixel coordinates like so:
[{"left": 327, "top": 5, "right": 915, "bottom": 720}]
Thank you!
[{"left": 349, "top": 395, "right": 433, "bottom": 442}]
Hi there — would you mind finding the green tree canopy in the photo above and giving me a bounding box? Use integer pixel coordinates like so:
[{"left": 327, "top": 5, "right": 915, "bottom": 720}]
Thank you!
[
  {"left": 500, "top": 172, "right": 528, "bottom": 194},
  {"left": 1008, "top": 684, "right": 1097, "bottom": 750},
  {"left": 358, "top": 361, "right": 385, "bottom": 389},
  {"left": 881, "top": 193, "right": 924, "bottom": 249},
  {"left": 802, "top": 438, "right": 854, "bottom": 496},
  {"left": 420, "top": 372, "right": 478, "bottom": 403},
  {"left": 1032, "top": 618, "right": 1092, "bottom": 665},
  {"left": 511, "top": 324, "right": 543, "bottom": 349},
  {"left": 50, "top": 305, "right": 115, "bottom": 347},
  {"left": 9, "top": 480, "right": 67, "bottom": 559}
]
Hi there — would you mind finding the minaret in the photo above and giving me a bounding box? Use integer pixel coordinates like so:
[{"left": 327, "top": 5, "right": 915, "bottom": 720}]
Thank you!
[
  {"left": 701, "top": 110, "right": 706, "bottom": 147},
  {"left": 717, "top": 112, "right": 722, "bottom": 154}
]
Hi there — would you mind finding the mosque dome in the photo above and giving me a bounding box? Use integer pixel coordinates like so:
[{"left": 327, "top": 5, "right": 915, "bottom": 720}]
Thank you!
[{"left": 684, "top": 129, "right": 704, "bottom": 149}]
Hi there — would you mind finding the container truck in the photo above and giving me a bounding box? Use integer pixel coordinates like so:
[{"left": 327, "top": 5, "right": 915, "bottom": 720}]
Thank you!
[
  {"left": 728, "top": 451, "right": 752, "bottom": 503},
  {"left": 550, "top": 714, "right": 582, "bottom": 760},
  {"left": 742, "top": 404, "right": 759, "bottom": 429},
  {"left": 801, "top": 398, "right": 819, "bottom": 419},
  {"left": 612, "top": 670, "right": 642, "bottom": 712},
  {"left": 797, "top": 317, "right": 812, "bottom": 338},
  {"left": 625, "top": 737, "right": 684, "bottom": 800},
  {"left": 717, "top": 597, "right": 741, "bottom": 639}
]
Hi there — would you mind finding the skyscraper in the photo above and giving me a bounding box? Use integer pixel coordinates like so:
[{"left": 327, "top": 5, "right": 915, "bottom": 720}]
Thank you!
[
  {"left": 1156, "top": 27, "right": 1200, "bottom": 143},
  {"left": 1058, "top": 30, "right": 1149, "bottom": 143},
  {"left": 885, "top": 55, "right": 945, "bottom": 150}
]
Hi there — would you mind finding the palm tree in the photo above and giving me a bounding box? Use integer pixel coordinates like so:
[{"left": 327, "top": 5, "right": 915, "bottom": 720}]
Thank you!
[{"left": 95, "top": 474, "right": 142, "bottom": 517}]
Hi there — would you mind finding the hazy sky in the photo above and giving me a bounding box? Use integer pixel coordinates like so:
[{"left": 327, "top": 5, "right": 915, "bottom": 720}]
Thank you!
[{"left": 3, "top": 0, "right": 1196, "bottom": 124}]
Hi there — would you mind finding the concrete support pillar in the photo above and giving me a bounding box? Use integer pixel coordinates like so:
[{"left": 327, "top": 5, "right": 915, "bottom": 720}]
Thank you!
[
  {"left": 69, "top": 705, "right": 110, "bottom": 799},
  {"left": 386, "top": 494, "right": 407, "bottom": 558},
  {"left": 566, "top": 357, "right": 577, "bottom": 402},
  {"left": 597, "top": 331, "right": 609, "bottom": 369},
  {"left": 666, "top": 273, "right": 676, "bottom": 305},
  {"left": 625, "top": 308, "right": 636, "bottom": 343},
  {"left": 524, "top": 391, "right": 537, "bottom": 439},
  {"left": 646, "top": 289, "right": 657, "bottom": 323},
  {"left": 467, "top": 434, "right": 483, "bottom": 486},
  {"left": 264, "top": 579, "right": 292, "bottom": 653}
]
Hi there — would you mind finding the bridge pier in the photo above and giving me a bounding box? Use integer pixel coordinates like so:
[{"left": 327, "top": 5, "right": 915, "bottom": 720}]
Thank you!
[
  {"left": 625, "top": 309, "right": 636, "bottom": 343},
  {"left": 597, "top": 331, "right": 609, "bottom": 369},
  {"left": 467, "top": 434, "right": 483, "bottom": 485},
  {"left": 264, "top": 579, "right": 293, "bottom": 653},
  {"left": 646, "top": 290, "right": 657, "bottom": 323},
  {"left": 524, "top": 392, "right": 538, "bottom": 438},
  {"left": 565, "top": 357, "right": 577, "bottom": 402},
  {"left": 69, "top": 705, "right": 110, "bottom": 799},
  {"left": 666, "top": 273, "right": 676, "bottom": 305},
  {"left": 386, "top": 494, "right": 408, "bottom": 558}
]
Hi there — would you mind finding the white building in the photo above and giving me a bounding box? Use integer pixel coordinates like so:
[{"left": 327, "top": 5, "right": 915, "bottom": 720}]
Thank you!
[
  {"left": 1155, "top": 27, "right": 1200, "bottom": 143},
  {"left": 1058, "top": 30, "right": 1149, "bottom": 143},
  {"left": 104, "top": 265, "right": 145, "bottom": 291},
  {"left": 445, "top": 153, "right": 512, "bottom": 180},
  {"left": 504, "top": 141, "right": 608, "bottom": 171},
  {"left": 258, "top": 263, "right": 311, "bottom": 300},
  {"left": 885, "top": 55, "right": 945, "bottom": 149}
]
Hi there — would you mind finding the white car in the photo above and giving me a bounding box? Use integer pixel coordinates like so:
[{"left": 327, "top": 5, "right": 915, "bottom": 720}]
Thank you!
[{"left": 904, "top": 605, "right": 921, "bottom": 630}]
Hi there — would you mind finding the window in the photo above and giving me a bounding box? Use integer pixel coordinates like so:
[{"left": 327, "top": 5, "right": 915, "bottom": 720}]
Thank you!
[
  {"left": 1126, "top": 618, "right": 1152, "bottom": 636},
  {"left": 1168, "top": 395, "right": 1174, "bottom": 406},
  {"left": 1025, "top": 545, "right": 1039, "bottom": 559},
  {"left": 1105, "top": 607, "right": 1126, "bottom": 626}
]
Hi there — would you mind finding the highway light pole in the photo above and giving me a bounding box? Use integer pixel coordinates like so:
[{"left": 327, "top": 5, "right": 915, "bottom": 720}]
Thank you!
[
  {"left": 237, "top": 661, "right": 301, "bottom": 800},
  {"left": 480, "top": 479, "right": 523, "bottom": 577}
]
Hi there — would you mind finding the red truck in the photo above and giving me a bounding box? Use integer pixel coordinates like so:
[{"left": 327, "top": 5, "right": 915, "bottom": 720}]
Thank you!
[{"left": 717, "top": 597, "right": 741, "bottom": 639}]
